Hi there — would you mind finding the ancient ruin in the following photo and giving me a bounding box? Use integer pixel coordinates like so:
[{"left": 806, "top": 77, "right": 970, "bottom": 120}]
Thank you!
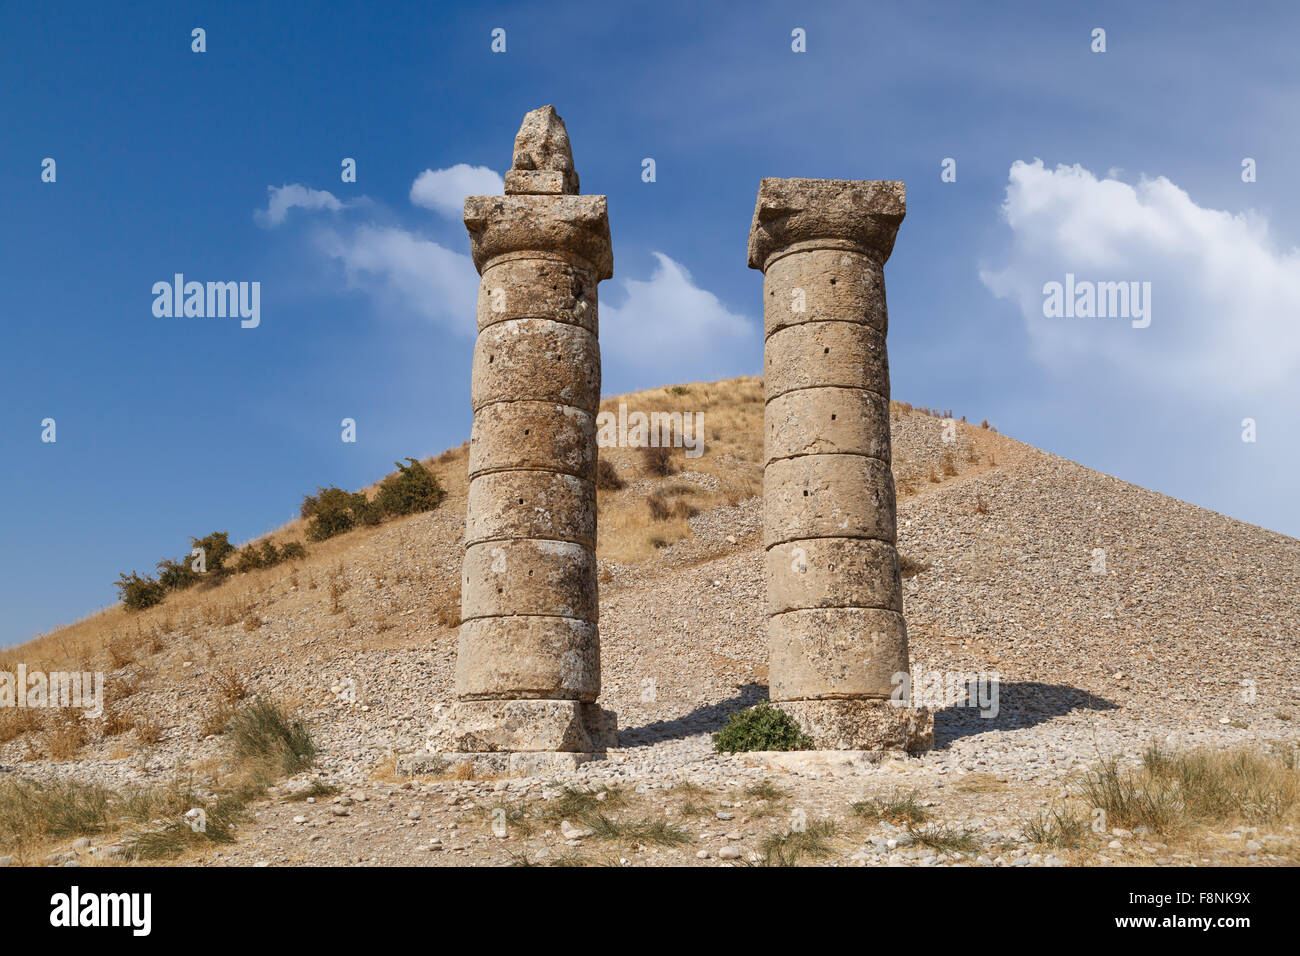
[
  {"left": 415, "top": 106, "right": 616, "bottom": 774},
  {"left": 407, "top": 113, "right": 931, "bottom": 769},
  {"left": 748, "top": 177, "right": 933, "bottom": 750}
]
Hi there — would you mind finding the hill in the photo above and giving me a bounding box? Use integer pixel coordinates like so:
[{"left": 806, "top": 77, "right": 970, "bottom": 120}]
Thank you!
[{"left": 2, "top": 376, "right": 1298, "bottom": 867}]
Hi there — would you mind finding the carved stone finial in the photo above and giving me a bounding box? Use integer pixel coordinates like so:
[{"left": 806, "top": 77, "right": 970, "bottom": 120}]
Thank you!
[{"left": 506, "top": 105, "right": 580, "bottom": 195}]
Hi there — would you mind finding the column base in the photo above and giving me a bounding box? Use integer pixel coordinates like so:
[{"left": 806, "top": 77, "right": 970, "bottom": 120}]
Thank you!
[
  {"left": 778, "top": 698, "right": 933, "bottom": 751},
  {"left": 425, "top": 699, "right": 617, "bottom": 754},
  {"left": 397, "top": 750, "right": 606, "bottom": 778}
]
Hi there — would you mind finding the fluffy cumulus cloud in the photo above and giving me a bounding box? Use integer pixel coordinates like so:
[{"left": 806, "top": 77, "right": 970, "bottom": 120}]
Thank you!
[
  {"left": 601, "top": 252, "right": 755, "bottom": 382},
  {"left": 314, "top": 224, "right": 477, "bottom": 333},
  {"left": 255, "top": 184, "right": 351, "bottom": 227},
  {"left": 980, "top": 160, "right": 1300, "bottom": 394},
  {"left": 409, "top": 164, "right": 504, "bottom": 218}
]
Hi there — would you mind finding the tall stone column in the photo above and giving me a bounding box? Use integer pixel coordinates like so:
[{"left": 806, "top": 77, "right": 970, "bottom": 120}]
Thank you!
[
  {"left": 748, "top": 178, "right": 932, "bottom": 751},
  {"left": 421, "top": 106, "right": 616, "bottom": 774}
]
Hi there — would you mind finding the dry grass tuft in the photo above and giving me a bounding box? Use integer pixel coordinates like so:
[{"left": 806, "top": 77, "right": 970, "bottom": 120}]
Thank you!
[
  {"left": 211, "top": 667, "right": 249, "bottom": 705},
  {"left": 898, "top": 553, "right": 931, "bottom": 579},
  {"left": 0, "top": 706, "right": 45, "bottom": 744},
  {"left": 44, "top": 711, "right": 87, "bottom": 760},
  {"left": 851, "top": 791, "right": 928, "bottom": 826},
  {"left": 641, "top": 445, "right": 677, "bottom": 477},
  {"left": 1079, "top": 744, "right": 1300, "bottom": 837}
]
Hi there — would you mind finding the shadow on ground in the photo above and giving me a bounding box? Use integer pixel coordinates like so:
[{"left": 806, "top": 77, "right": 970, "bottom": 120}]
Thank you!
[
  {"left": 933, "top": 681, "right": 1119, "bottom": 747},
  {"left": 618, "top": 683, "right": 769, "bottom": 746},
  {"left": 617, "top": 680, "right": 1118, "bottom": 749}
]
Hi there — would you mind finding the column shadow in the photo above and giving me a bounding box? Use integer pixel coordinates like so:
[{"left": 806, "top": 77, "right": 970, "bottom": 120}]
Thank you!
[
  {"left": 618, "top": 682, "right": 769, "bottom": 746},
  {"left": 932, "top": 681, "right": 1119, "bottom": 748},
  {"left": 616, "top": 680, "right": 1119, "bottom": 748}
]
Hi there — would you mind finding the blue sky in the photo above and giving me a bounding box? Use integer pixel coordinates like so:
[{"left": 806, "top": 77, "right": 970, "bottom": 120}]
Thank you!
[{"left": 4, "top": 0, "right": 1299, "bottom": 644}]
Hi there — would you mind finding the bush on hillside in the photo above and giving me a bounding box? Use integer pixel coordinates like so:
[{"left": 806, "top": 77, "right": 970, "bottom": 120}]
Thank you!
[
  {"left": 233, "top": 543, "right": 270, "bottom": 574},
  {"left": 189, "top": 531, "right": 235, "bottom": 574},
  {"left": 155, "top": 556, "right": 199, "bottom": 592},
  {"left": 115, "top": 572, "right": 166, "bottom": 612},
  {"left": 303, "top": 487, "right": 377, "bottom": 542},
  {"left": 233, "top": 539, "right": 309, "bottom": 573},
  {"left": 374, "top": 458, "right": 445, "bottom": 518},
  {"left": 278, "top": 541, "right": 308, "bottom": 561}
]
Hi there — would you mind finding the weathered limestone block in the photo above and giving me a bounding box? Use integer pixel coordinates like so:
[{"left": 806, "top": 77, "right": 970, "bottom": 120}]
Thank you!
[
  {"left": 465, "top": 470, "right": 595, "bottom": 548},
  {"left": 747, "top": 178, "right": 906, "bottom": 272},
  {"left": 468, "top": 401, "right": 596, "bottom": 482},
  {"left": 455, "top": 616, "right": 599, "bottom": 701},
  {"left": 460, "top": 539, "right": 597, "bottom": 623},
  {"left": 398, "top": 750, "right": 602, "bottom": 776},
  {"left": 768, "top": 607, "right": 910, "bottom": 700},
  {"left": 466, "top": 199, "right": 613, "bottom": 282},
  {"left": 471, "top": 318, "right": 600, "bottom": 413},
  {"left": 505, "top": 169, "right": 571, "bottom": 196},
  {"left": 765, "top": 538, "right": 902, "bottom": 616},
  {"left": 426, "top": 699, "right": 616, "bottom": 753},
  {"left": 475, "top": 254, "right": 599, "bottom": 334},
  {"left": 779, "top": 699, "right": 934, "bottom": 752},
  {"left": 763, "top": 454, "right": 896, "bottom": 547},
  {"left": 764, "top": 321, "right": 889, "bottom": 401},
  {"left": 507, "top": 104, "right": 580, "bottom": 195},
  {"left": 765, "top": 387, "right": 891, "bottom": 464},
  {"left": 760, "top": 247, "right": 889, "bottom": 336}
]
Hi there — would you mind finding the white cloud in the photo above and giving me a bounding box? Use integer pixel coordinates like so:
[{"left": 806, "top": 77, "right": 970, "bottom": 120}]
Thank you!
[
  {"left": 255, "top": 184, "right": 351, "bottom": 227},
  {"left": 314, "top": 224, "right": 477, "bottom": 333},
  {"left": 410, "top": 164, "right": 503, "bottom": 219},
  {"left": 601, "top": 252, "right": 754, "bottom": 379},
  {"left": 980, "top": 160, "right": 1300, "bottom": 393},
  {"left": 257, "top": 175, "right": 753, "bottom": 371}
]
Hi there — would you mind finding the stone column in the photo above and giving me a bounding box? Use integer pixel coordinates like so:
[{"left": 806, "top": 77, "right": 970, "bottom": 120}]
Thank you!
[
  {"left": 420, "top": 106, "right": 616, "bottom": 774},
  {"left": 748, "top": 177, "right": 932, "bottom": 751}
]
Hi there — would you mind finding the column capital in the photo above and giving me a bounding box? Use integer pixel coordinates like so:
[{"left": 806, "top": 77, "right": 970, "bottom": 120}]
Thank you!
[
  {"left": 747, "top": 177, "right": 906, "bottom": 271},
  {"left": 464, "top": 194, "right": 613, "bottom": 279}
]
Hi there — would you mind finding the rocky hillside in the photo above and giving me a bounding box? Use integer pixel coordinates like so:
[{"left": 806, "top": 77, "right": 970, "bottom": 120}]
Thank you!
[{"left": 2, "top": 375, "right": 1298, "bottom": 868}]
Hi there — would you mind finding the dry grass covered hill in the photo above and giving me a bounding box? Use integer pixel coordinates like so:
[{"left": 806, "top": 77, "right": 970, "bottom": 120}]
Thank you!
[{"left": 2, "top": 375, "right": 1298, "bottom": 868}]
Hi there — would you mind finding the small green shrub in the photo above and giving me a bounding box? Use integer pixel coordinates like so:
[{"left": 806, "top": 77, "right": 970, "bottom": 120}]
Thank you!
[
  {"left": 712, "top": 703, "right": 812, "bottom": 753},
  {"left": 375, "top": 458, "right": 445, "bottom": 517},
  {"left": 278, "top": 541, "right": 307, "bottom": 561},
  {"left": 304, "top": 487, "right": 375, "bottom": 541},
  {"left": 189, "top": 531, "right": 235, "bottom": 574},
  {"left": 155, "top": 556, "right": 199, "bottom": 592},
  {"left": 115, "top": 572, "right": 166, "bottom": 611},
  {"left": 233, "top": 544, "right": 268, "bottom": 574}
]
